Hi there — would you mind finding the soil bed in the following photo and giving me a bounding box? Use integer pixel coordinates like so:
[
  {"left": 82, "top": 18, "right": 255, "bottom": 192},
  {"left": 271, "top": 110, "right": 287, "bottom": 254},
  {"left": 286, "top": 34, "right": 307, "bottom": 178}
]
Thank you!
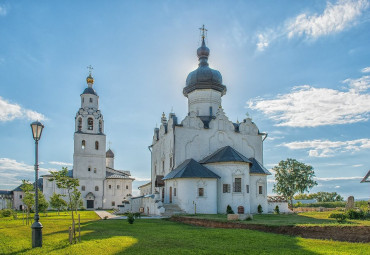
[{"left": 170, "top": 216, "right": 370, "bottom": 243}]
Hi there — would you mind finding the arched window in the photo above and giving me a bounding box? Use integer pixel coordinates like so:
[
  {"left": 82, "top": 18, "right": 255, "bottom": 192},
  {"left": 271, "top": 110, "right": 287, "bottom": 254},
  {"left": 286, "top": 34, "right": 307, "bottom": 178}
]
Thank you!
[
  {"left": 95, "top": 186, "right": 99, "bottom": 191},
  {"left": 81, "top": 140, "right": 85, "bottom": 149},
  {"left": 95, "top": 141, "right": 99, "bottom": 150},
  {"left": 99, "top": 120, "right": 102, "bottom": 133},
  {"left": 88, "top": 118, "right": 93, "bottom": 130},
  {"left": 90, "top": 98, "right": 93, "bottom": 103},
  {"left": 78, "top": 118, "right": 82, "bottom": 131},
  {"left": 81, "top": 186, "right": 85, "bottom": 191}
]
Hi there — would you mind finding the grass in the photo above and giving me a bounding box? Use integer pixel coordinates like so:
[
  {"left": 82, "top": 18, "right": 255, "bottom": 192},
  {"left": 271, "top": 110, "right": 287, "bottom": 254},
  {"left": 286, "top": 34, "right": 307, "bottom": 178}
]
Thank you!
[
  {"left": 187, "top": 211, "right": 370, "bottom": 226},
  {"left": 0, "top": 211, "right": 369, "bottom": 254}
]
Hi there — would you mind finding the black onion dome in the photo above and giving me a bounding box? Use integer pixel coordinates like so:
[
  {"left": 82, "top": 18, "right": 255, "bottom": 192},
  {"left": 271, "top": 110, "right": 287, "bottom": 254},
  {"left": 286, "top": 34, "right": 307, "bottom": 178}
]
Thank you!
[
  {"left": 184, "top": 38, "right": 226, "bottom": 97},
  {"left": 82, "top": 87, "right": 97, "bottom": 95},
  {"left": 106, "top": 149, "right": 114, "bottom": 158}
]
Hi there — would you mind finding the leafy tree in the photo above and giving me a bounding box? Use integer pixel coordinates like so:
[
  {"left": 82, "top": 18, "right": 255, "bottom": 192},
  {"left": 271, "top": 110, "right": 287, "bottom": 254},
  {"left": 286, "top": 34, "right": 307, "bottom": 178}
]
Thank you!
[
  {"left": 294, "top": 192, "right": 344, "bottom": 202},
  {"left": 38, "top": 190, "right": 49, "bottom": 215},
  {"left": 69, "top": 188, "right": 83, "bottom": 215},
  {"left": 49, "top": 193, "right": 67, "bottom": 215},
  {"left": 21, "top": 180, "right": 34, "bottom": 225},
  {"left": 49, "top": 167, "right": 80, "bottom": 244},
  {"left": 273, "top": 159, "right": 317, "bottom": 208}
]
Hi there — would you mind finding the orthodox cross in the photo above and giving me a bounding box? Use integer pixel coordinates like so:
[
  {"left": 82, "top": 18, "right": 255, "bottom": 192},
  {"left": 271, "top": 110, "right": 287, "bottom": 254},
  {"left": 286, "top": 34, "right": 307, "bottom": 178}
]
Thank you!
[
  {"left": 87, "top": 65, "right": 94, "bottom": 75},
  {"left": 199, "top": 25, "right": 207, "bottom": 40},
  {"left": 108, "top": 141, "right": 112, "bottom": 149}
]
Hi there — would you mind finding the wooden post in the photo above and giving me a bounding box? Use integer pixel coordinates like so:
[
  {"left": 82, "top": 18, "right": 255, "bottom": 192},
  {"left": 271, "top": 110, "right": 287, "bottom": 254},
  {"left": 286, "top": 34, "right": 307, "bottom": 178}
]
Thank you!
[
  {"left": 69, "top": 227, "right": 72, "bottom": 244},
  {"left": 78, "top": 214, "right": 81, "bottom": 243},
  {"left": 72, "top": 220, "right": 75, "bottom": 244},
  {"left": 22, "top": 210, "right": 24, "bottom": 225}
]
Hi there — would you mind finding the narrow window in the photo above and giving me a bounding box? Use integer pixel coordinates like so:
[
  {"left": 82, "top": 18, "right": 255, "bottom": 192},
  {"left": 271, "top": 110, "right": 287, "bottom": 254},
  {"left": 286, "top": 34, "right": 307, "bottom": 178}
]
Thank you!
[
  {"left": 88, "top": 118, "right": 93, "bottom": 130},
  {"left": 198, "top": 188, "right": 204, "bottom": 197},
  {"left": 94, "top": 168, "right": 97, "bottom": 173},
  {"left": 95, "top": 186, "right": 99, "bottom": 191},
  {"left": 170, "top": 157, "right": 173, "bottom": 169},
  {"left": 99, "top": 120, "right": 102, "bottom": 133},
  {"left": 174, "top": 188, "right": 177, "bottom": 196},
  {"left": 223, "top": 184, "right": 230, "bottom": 193},
  {"left": 88, "top": 167, "right": 91, "bottom": 172},
  {"left": 259, "top": 185, "right": 263, "bottom": 195},
  {"left": 154, "top": 165, "right": 157, "bottom": 173},
  {"left": 109, "top": 185, "right": 112, "bottom": 189},
  {"left": 89, "top": 98, "right": 93, "bottom": 103},
  {"left": 246, "top": 185, "right": 250, "bottom": 193},
  {"left": 82, "top": 98, "right": 84, "bottom": 103},
  {"left": 126, "top": 185, "right": 129, "bottom": 190},
  {"left": 117, "top": 185, "right": 120, "bottom": 189},
  {"left": 209, "top": 106, "right": 213, "bottom": 116},
  {"left": 112, "top": 201, "right": 115, "bottom": 206},
  {"left": 20, "top": 195, "right": 22, "bottom": 199},
  {"left": 95, "top": 141, "right": 99, "bottom": 150},
  {"left": 234, "top": 178, "right": 241, "bottom": 192},
  {"left": 81, "top": 186, "right": 85, "bottom": 191},
  {"left": 82, "top": 140, "right": 85, "bottom": 149},
  {"left": 162, "top": 160, "right": 164, "bottom": 172},
  {"left": 78, "top": 118, "right": 82, "bottom": 131}
]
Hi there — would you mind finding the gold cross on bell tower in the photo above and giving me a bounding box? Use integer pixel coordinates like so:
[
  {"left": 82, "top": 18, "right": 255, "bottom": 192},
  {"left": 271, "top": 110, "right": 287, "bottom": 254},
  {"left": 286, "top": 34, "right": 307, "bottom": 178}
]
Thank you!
[
  {"left": 199, "top": 24, "right": 207, "bottom": 40},
  {"left": 87, "top": 65, "right": 94, "bottom": 75}
]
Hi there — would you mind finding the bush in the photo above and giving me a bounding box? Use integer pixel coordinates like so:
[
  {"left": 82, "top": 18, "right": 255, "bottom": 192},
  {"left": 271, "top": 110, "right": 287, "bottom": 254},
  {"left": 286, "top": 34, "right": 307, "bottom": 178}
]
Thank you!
[
  {"left": 1, "top": 209, "right": 12, "bottom": 217},
  {"left": 329, "top": 213, "right": 347, "bottom": 223},
  {"left": 127, "top": 213, "right": 135, "bottom": 224},
  {"left": 294, "top": 201, "right": 346, "bottom": 208},
  {"left": 226, "top": 205, "right": 234, "bottom": 214},
  {"left": 257, "top": 204, "right": 263, "bottom": 214},
  {"left": 346, "top": 209, "right": 366, "bottom": 220},
  {"left": 133, "top": 212, "right": 141, "bottom": 219},
  {"left": 274, "top": 205, "right": 280, "bottom": 214}
]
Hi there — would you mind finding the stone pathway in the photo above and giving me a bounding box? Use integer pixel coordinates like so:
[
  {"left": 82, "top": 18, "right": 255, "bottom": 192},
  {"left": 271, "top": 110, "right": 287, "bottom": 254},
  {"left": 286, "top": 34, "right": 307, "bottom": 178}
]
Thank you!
[{"left": 94, "top": 210, "right": 167, "bottom": 220}]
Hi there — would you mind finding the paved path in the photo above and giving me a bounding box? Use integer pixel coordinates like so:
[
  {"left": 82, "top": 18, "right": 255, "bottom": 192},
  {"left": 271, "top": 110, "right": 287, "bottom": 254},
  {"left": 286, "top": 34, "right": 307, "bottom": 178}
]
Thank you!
[{"left": 94, "top": 210, "right": 167, "bottom": 220}]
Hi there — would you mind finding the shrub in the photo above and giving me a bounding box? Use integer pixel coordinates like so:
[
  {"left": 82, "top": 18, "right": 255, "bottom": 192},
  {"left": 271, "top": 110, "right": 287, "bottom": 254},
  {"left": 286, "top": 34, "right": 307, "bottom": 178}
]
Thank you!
[
  {"left": 294, "top": 201, "right": 346, "bottom": 208},
  {"left": 133, "top": 212, "right": 141, "bottom": 219},
  {"left": 294, "top": 202, "right": 303, "bottom": 208},
  {"left": 274, "top": 205, "right": 280, "bottom": 214},
  {"left": 257, "top": 204, "right": 263, "bottom": 214},
  {"left": 346, "top": 209, "right": 366, "bottom": 220},
  {"left": 329, "top": 213, "right": 347, "bottom": 223},
  {"left": 127, "top": 213, "right": 135, "bottom": 224},
  {"left": 103, "top": 216, "right": 108, "bottom": 220},
  {"left": 226, "top": 205, "right": 234, "bottom": 214},
  {"left": 1, "top": 209, "right": 12, "bottom": 217}
]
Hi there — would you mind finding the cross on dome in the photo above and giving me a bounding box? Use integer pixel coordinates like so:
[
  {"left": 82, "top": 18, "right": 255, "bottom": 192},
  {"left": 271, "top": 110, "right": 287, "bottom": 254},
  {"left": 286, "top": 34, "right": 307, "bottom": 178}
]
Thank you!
[{"left": 199, "top": 24, "right": 207, "bottom": 40}]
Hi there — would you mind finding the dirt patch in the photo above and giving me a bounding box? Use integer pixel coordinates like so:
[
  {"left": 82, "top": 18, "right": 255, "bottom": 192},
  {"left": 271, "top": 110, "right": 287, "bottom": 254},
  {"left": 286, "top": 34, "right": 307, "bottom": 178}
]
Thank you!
[{"left": 170, "top": 216, "right": 370, "bottom": 243}]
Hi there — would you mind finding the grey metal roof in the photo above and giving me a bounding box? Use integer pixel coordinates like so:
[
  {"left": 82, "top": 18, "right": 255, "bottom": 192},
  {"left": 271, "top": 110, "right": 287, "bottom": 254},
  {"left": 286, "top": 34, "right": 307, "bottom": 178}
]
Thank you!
[
  {"left": 82, "top": 87, "right": 97, "bottom": 96},
  {"left": 163, "top": 159, "right": 220, "bottom": 180},
  {"left": 106, "top": 174, "right": 131, "bottom": 179},
  {"left": 360, "top": 170, "right": 370, "bottom": 183},
  {"left": 249, "top": 158, "right": 271, "bottom": 175},
  {"left": 106, "top": 149, "right": 114, "bottom": 158},
  {"left": 0, "top": 190, "right": 12, "bottom": 195},
  {"left": 12, "top": 178, "right": 44, "bottom": 192},
  {"left": 199, "top": 146, "right": 252, "bottom": 164}
]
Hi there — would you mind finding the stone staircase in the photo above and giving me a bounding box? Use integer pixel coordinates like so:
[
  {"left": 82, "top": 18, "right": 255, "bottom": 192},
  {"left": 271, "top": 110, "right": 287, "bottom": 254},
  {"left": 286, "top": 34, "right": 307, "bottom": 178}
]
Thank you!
[{"left": 161, "top": 203, "right": 186, "bottom": 217}]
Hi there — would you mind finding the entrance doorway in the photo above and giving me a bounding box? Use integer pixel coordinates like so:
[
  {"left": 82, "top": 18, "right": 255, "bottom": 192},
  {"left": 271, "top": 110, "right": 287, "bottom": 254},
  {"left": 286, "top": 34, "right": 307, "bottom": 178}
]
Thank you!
[
  {"left": 87, "top": 200, "right": 94, "bottom": 209},
  {"left": 169, "top": 187, "right": 172, "bottom": 203}
]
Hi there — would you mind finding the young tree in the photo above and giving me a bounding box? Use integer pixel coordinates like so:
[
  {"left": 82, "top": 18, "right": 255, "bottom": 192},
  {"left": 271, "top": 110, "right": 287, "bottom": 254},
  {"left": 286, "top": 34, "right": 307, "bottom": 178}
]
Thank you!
[
  {"left": 273, "top": 159, "right": 317, "bottom": 208},
  {"left": 310, "top": 192, "right": 344, "bottom": 202},
  {"left": 21, "top": 180, "right": 34, "bottom": 225},
  {"left": 38, "top": 190, "right": 49, "bottom": 215},
  {"left": 69, "top": 188, "right": 83, "bottom": 215},
  {"left": 49, "top": 167, "right": 80, "bottom": 243},
  {"left": 49, "top": 193, "right": 67, "bottom": 215}
]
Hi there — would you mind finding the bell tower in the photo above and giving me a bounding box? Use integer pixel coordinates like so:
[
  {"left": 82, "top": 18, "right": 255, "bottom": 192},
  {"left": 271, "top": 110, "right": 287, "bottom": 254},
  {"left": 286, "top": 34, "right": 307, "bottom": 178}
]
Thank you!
[{"left": 73, "top": 67, "right": 106, "bottom": 209}]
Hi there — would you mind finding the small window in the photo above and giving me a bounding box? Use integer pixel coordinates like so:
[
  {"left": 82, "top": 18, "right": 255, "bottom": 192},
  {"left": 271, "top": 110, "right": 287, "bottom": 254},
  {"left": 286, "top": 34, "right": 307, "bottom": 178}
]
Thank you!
[
  {"left": 99, "top": 120, "right": 102, "bottom": 133},
  {"left": 88, "top": 118, "right": 93, "bottom": 130},
  {"left": 82, "top": 140, "right": 85, "bottom": 149},
  {"left": 81, "top": 186, "right": 85, "bottom": 191},
  {"left": 95, "top": 186, "right": 99, "bottom": 191},
  {"left": 117, "top": 185, "right": 120, "bottom": 189},
  {"left": 209, "top": 106, "right": 213, "bottom": 116},
  {"left": 259, "top": 185, "right": 263, "bottom": 195},
  {"left": 78, "top": 118, "right": 82, "bottom": 131},
  {"left": 95, "top": 141, "right": 99, "bottom": 150},
  {"left": 162, "top": 161, "right": 164, "bottom": 172},
  {"left": 89, "top": 98, "right": 93, "bottom": 103},
  {"left": 88, "top": 167, "right": 91, "bottom": 172},
  {"left": 19, "top": 195, "right": 22, "bottom": 199},
  {"left": 109, "top": 185, "right": 112, "bottom": 189},
  {"left": 170, "top": 157, "right": 173, "bottom": 169},
  {"left": 223, "top": 184, "right": 230, "bottom": 193},
  {"left": 112, "top": 201, "right": 115, "bottom": 206},
  {"left": 82, "top": 98, "right": 84, "bottom": 103},
  {"left": 234, "top": 178, "right": 242, "bottom": 192},
  {"left": 198, "top": 188, "right": 204, "bottom": 197},
  {"left": 126, "top": 185, "right": 129, "bottom": 190},
  {"left": 154, "top": 165, "right": 157, "bottom": 173},
  {"left": 94, "top": 168, "right": 97, "bottom": 173},
  {"left": 174, "top": 188, "right": 177, "bottom": 196},
  {"left": 246, "top": 185, "right": 249, "bottom": 194}
]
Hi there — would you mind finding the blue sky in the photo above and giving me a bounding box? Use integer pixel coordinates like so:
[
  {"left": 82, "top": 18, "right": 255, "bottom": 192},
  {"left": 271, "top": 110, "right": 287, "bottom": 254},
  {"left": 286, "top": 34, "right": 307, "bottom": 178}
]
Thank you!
[{"left": 0, "top": 0, "right": 369, "bottom": 199}]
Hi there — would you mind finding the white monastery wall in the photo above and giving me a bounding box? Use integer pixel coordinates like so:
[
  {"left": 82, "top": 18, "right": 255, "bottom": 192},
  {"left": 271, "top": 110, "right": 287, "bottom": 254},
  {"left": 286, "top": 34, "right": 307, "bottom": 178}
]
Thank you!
[{"left": 249, "top": 175, "right": 268, "bottom": 213}]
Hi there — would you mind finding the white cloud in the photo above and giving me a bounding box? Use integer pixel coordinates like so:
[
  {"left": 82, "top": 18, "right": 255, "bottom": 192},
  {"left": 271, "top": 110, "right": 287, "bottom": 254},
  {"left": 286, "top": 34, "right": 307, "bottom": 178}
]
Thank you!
[
  {"left": 248, "top": 72, "right": 370, "bottom": 127},
  {"left": 315, "top": 176, "right": 363, "bottom": 181},
  {"left": 256, "top": 0, "right": 369, "bottom": 50},
  {"left": 352, "top": 164, "right": 364, "bottom": 167},
  {"left": 0, "top": 5, "right": 7, "bottom": 16},
  {"left": 361, "top": 67, "right": 370, "bottom": 73},
  {"left": 282, "top": 138, "right": 370, "bottom": 157},
  {"left": 49, "top": 161, "right": 73, "bottom": 167},
  {"left": 132, "top": 177, "right": 151, "bottom": 182},
  {"left": 0, "top": 158, "right": 52, "bottom": 174},
  {"left": 0, "top": 96, "right": 46, "bottom": 122},
  {"left": 335, "top": 185, "right": 341, "bottom": 188}
]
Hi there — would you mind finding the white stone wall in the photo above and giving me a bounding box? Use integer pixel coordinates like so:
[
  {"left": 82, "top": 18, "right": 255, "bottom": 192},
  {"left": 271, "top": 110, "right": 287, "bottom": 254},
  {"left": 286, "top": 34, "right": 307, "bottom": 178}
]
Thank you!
[
  {"left": 165, "top": 178, "right": 217, "bottom": 214},
  {"left": 139, "top": 183, "right": 151, "bottom": 196},
  {"left": 13, "top": 191, "right": 25, "bottom": 211},
  {"left": 0, "top": 197, "right": 12, "bottom": 210},
  {"left": 268, "top": 202, "right": 291, "bottom": 213},
  {"left": 187, "top": 89, "right": 222, "bottom": 116},
  {"left": 103, "top": 178, "right": 133, "bottom": 209},
  {"left": 249, "top": 175, "right": 268, "bottom": 213}
]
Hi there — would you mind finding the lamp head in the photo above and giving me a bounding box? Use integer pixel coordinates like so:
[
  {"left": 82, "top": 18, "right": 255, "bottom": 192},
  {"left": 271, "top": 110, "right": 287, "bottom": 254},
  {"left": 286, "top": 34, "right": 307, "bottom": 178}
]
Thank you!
[{"left": 30, "top": 121, "right": 44, "bottom": 141}]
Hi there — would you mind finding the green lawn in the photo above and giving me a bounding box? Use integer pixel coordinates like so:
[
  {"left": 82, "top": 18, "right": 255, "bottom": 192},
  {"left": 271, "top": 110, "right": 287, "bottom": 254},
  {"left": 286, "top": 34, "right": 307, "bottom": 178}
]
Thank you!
[
  {"left": 0, "top": 211, "right": 369, "bottom": 254},
  {"left": 187, "top": 211, "right": 370, "bottom": 226}
]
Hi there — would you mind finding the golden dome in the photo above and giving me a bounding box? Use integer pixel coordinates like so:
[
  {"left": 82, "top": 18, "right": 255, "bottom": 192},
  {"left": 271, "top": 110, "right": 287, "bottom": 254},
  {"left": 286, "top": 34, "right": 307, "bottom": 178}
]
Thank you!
[{"left": 86, "top": 74, "right": 94, "bottom": 84}]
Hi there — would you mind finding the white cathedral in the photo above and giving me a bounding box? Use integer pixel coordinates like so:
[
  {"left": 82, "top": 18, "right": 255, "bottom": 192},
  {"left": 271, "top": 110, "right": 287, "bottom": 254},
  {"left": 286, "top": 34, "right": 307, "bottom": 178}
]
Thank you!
[
  {"left": 42, "top": 73, "right": 134, "bottom": 210},
  {"left": 132, "top": 31, "right": 286, "bottom": 216}
]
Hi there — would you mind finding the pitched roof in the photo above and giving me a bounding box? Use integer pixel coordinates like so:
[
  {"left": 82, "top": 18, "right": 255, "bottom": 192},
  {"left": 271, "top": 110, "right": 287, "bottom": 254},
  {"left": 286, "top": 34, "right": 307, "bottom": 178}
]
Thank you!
[
  {"left": 361, "top": 170, "right": 370, "bottom": 183},
  {"left": 199, "top": 146, "right": 252, "bottom": 164},
  {"left": 249, "top": 158, "right": 271, "bottom": 175},
  {"left": 163, "top": 159, "right": 220, "bottom": 180}
]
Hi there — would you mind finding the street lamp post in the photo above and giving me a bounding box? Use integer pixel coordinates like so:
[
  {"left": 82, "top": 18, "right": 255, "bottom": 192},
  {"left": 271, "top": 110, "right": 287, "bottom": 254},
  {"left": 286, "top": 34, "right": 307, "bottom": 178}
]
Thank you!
[{"left": 30, "top": 121, "right": 44, "bottom": 248}]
